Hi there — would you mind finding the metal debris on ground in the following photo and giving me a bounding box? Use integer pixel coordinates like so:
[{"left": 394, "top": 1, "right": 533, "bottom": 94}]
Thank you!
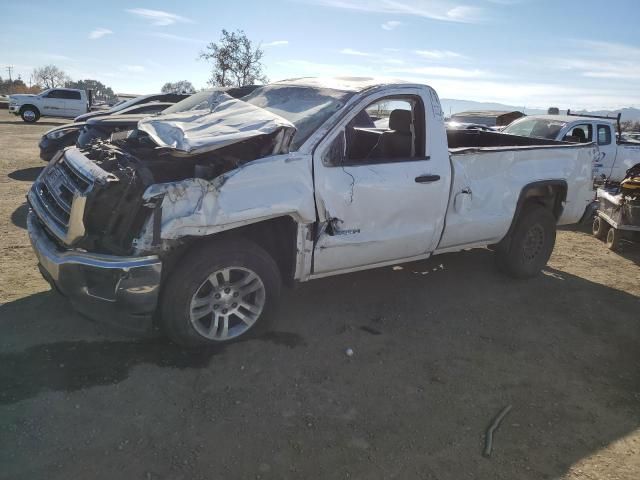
[{"left": 483, "top": 404, "right": 513, "bottom": 458}]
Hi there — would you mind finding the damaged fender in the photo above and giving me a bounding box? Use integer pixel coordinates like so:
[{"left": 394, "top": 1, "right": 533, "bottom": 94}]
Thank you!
[{"left": 136, "top": 153, "right": 317, "bottom": 260}]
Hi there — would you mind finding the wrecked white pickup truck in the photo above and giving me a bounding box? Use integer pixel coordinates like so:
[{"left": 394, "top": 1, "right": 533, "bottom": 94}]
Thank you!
[{"left": 28, "top": 78, "right": 596, "bottom": 346}]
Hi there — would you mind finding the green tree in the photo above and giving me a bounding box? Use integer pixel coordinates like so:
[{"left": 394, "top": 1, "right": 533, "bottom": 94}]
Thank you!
[
  {"left": 65, "top": 79, "right": 117, "bottom": 103},
  {"left": 161, "top": 80, "right": 196, "bottom": 94},
  {"left": 200, "top": 29, "right": 267, "bottom": 87}
]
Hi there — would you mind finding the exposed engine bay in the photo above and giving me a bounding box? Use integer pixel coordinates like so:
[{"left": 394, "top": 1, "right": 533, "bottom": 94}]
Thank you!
[{"left": 71, "top": 126, "right": 292, "bottom": 255}]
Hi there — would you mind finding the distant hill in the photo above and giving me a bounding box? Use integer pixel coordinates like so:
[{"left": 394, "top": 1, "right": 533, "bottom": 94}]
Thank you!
[
  {"left": 441, "top": 99, "right": 545, "bottom": 117},
  {"left": 441, "top": 98, "right": 640, "bottom": 122}
]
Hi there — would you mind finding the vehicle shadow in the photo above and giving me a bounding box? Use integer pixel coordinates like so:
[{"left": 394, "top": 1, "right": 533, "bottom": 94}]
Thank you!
[
  {"left": 8, "top": 166, "right": 44, "bottom": 181},
  {"left": 0, "top": 292, "right": 305, "bottom": 405},
  {"left": 0, "top": 248, "right": 638, "bottom": 479},
  {"left": 10, "top": 203, "right": 28, "bottom": 229}
]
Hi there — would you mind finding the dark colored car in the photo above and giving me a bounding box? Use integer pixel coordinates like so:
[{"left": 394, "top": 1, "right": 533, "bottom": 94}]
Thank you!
[
  {"left": 73, "top": 93, "right": 190, "bottom": 122},
  {"left": 39, "top": 86, "right": 259, "bottom": 162},
  {"left": 39, "top": 101, "right": 176, "bottom": 162}
]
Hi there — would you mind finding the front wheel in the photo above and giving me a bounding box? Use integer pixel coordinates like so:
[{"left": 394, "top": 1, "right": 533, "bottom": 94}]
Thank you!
[
  {"left": 495, "top": 204, "right": 557, "bottom": 278},
  {"left": 160, "top": 238, "right": 281, "bottom": 346},
  {"left": 20, "top": 106, "right": 40, "bottom": 123}
]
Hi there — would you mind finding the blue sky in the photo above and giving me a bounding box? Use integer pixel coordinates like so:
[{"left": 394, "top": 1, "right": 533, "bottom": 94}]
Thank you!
[{"left": 2, "top": 0, "right": 639, "bottom": 109}]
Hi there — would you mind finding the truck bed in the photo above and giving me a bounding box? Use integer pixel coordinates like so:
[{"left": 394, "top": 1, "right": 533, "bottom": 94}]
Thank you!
[
  {"left": 447, "top": 129, "right": 567, "bottom": 150},
  {"left": 436, "top": 138, "right": 597, "bottom": 253}
]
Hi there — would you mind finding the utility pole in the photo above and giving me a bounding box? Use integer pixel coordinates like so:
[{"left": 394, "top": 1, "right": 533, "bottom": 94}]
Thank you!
[{"left": 5, "top": 65, "right": 14, "bottom": 94}]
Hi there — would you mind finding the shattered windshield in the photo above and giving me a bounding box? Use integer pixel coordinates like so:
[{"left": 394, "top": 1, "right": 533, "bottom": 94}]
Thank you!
[
  {"left": 503, "top": 118, "right": 565, "bottom": 140},
  {"left": 242, "top": 85, "right": 354, "bottom": 150}
]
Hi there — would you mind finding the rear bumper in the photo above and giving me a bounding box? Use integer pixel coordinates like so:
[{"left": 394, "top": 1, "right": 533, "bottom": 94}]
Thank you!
[{"left": 27, "top": 212, "right": 162, "bottom": 333}]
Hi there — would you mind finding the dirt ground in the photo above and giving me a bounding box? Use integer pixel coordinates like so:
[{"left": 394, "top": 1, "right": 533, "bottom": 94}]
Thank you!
[{"left": 0, "top": 111, "right": 639, "bottom": 480}]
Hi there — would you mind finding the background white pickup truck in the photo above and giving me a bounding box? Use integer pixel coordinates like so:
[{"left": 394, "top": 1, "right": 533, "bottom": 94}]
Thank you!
[
  {"left": 9, "top": 88, "right": 88, "bottom": 122},
  {"left": 503, "top": 113, "right": 640, "bottom": 183},
  {"left": 27, "top": 78, "right": 596, "bottom": 346}
]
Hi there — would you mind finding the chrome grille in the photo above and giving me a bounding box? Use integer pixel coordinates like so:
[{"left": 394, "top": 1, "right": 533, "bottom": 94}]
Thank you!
[{"left": 28, "top": 152, "right": 93, "bottom": 244}]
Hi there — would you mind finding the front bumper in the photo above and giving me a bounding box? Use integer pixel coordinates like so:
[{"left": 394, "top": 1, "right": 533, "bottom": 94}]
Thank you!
[
  {"left": 8, "top": 104, "right": 19, "bottom": 113},
  {"left": 27, "top": 212, "right": 162, "bottom": 333}
]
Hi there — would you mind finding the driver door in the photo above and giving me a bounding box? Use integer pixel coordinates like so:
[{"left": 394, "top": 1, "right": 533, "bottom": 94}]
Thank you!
[
  {"left": 312, "top": 89, "right": 451, "bottom": 275},
  {"left": 41, "top": 90, "right": 66, "bottom": 116}
]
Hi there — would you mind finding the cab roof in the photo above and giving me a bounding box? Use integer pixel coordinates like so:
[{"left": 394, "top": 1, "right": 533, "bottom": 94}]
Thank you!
[{"left": 270, "top": 76, "right": 416, "bottom": 92}]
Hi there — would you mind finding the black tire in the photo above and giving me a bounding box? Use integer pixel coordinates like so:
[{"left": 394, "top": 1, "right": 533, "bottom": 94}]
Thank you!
[
  {"left": 20, "top": 105, "right": 40, "bottom": 123},
  {"left": 160, "top": 237, "right": 282, "bottom": 347},
  {"left": 495, "top": 204, "right": 557, "bottom": 278},
  {"left": 592, "top": 216, "right": 609, "bottom": 240},
  {"left": 605, "top": 227, "right": 620, "bottom": 251}
]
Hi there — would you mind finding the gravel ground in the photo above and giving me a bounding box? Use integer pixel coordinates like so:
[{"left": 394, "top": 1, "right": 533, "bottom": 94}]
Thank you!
[{"left": 0, "top": 111, "right": 639, "bottom": 480}]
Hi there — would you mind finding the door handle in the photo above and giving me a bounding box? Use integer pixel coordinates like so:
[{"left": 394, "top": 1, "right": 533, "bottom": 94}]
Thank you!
[{"left": 415, "top": 174, "right": 440, "bottom": 183}]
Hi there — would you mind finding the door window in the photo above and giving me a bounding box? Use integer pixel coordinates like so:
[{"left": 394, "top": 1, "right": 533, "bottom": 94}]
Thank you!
[
  {"left": 597, "top": 124, "right": 612, "bottom": 145},
  {"left": 563, "top": 124, "right": 592, "bottom": 143},
  {"left": 44, "top": 90, "right": 64, "bottom": 99},
  {"left": 323, "top": 96, "right": 425, "bottom": 166},
  {"left": 59, "top": 90, "right": 81, "bottom": 100}
]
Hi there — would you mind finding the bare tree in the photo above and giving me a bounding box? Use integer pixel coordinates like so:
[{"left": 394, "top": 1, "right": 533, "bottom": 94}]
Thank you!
[
  {"left": 161, "top": 80, "right": 196, "bottom": 94},
  {"left": 200, "top": 30, "right": 267, "bottom": 87},
  {"left": 32, "top": 65, "right": 69, "bottom": 89}
]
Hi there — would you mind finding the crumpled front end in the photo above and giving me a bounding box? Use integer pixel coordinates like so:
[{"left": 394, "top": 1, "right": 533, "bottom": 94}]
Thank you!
[
  {"left": 138, "top": 93, "right": 296, "bottom": 156},
  {"left": 27, "top": 150, "right": 162, "bottom": 333}
]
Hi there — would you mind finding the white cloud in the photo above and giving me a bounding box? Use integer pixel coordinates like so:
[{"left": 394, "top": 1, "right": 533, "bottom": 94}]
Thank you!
[
  {"left": 391, "top": 66, "right": 489, "bottom": 78},
  {"left": 263, "top": 40, "right": 289, "bottom": 47},
  {"left": 414, "top": 49, "right": 464, "bottom": 59},
  {"left": 305, "top": 0, "right": 485, "bottom": 23},
  {"left": 149, "top": 32, "right": 204, "bottom": 44},
  {"left": 126, "top": 8, "right": 193, "bottom": 26},
  {"left": 89, "top": 28, "right": 113, "bottom": 40},
  {"left": 543, "top": 39, "right": 640, "bottom": 81},
  {"left": 339, "top": 48, "right": 374, "bottom": 57},
  {"left": 381, "top": 20, "right": 402, "bottom": 30},
  {"left": 121, "top": 65, "right": 145, "bottom": 73},
  {"left": 43, "top": 53, "right": 71, "bottom": 61}
]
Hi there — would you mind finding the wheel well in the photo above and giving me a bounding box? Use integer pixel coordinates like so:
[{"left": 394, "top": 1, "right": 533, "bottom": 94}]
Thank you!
[
  {"left": 163, "top": 216, "right": 299, "bottom": 287},
  {"left": 518, "top": 180, "right": 567, "bottom": 220},
  {"left": 497, "top": 180, "right": 566, "bottom": 246},
  {"left": 20, "top": 104, "right": 39, "bottom": 114}
]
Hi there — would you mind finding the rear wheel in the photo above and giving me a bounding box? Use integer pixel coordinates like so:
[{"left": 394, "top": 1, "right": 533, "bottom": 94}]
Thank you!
[
  {"left": 605, "top": 227, "right": 620, "bottom": 251},
  {"left": 20, "top": 106, "right": 40, "bottom": 123},
  {"left": 592, "top": 216, "right": 609, "bottom": 240},
  {"left": 495, "top": 204, "right": 557, "bottom": 278},
  {"left": 160, "top": 238, "right": 281, "bottom": 346}
]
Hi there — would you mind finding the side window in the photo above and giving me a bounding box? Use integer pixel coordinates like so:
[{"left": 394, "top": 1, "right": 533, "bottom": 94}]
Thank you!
[
  {"left": 59, "top": 90, "right": 81, "bottom": 100},
  {"left": 597, "top": 125, "right": 612, "bottom": 145},
  {"left": 44, "top": 90, "right": 62, "bottom": 99},
  {"left": 564, "top": 124, "right": 592, "bottom": 143},
  {"left": 133, "top": 104, "right": 164, "bottom": 113},
  {"left": 323, "top": 96, "right": 425, "bottom": 166}
]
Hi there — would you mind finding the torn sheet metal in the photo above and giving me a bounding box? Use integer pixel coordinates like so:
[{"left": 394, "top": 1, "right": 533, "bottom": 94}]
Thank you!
[
  {"left": 137, "top": 94, "right": 296, "bottom": 156},
  {"left": 135, "top": 153, "right": 316, "bottom": 252}
]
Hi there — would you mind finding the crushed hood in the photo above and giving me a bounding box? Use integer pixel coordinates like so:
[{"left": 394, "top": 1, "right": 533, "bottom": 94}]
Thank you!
[{"left": 137, "top": 93, "right": 296, "bottom": 156}]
